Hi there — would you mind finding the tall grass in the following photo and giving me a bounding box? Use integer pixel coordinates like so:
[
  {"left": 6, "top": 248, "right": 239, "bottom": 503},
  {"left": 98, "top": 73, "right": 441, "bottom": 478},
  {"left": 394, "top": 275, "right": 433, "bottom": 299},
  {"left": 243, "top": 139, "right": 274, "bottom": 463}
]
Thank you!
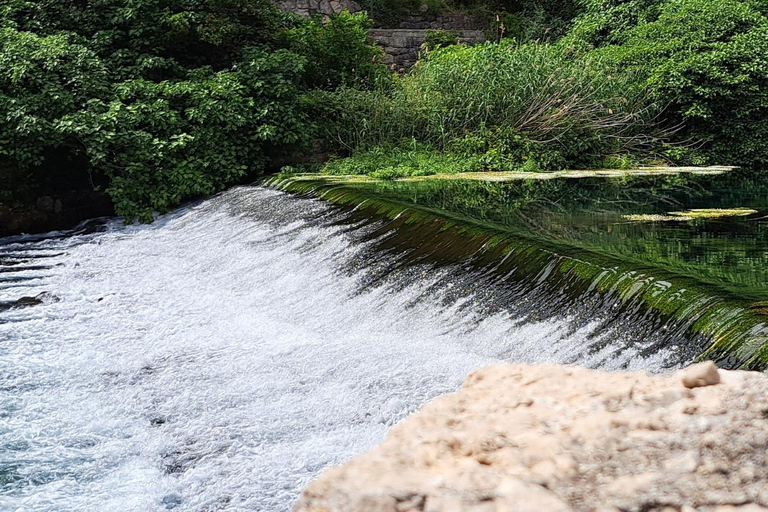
[
  {"left": 307, "top": 86, "right": 417, "bottom": 151},
  {"left": 312, "top": 41, "right": 661, "bottom": 171}
]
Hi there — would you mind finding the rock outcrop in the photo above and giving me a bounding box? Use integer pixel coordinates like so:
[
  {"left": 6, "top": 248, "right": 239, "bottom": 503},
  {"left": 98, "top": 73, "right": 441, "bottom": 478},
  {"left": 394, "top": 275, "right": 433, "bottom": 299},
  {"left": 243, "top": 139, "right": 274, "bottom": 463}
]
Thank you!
[
  {"left": 295, "top": 363, "right": 768, "bottom": 512},
  {"left": 0, "top": 292, "right": 60, "bottom": 312},
  {"left": 0, "top": 190, "right": 113, "bottom": 237}
]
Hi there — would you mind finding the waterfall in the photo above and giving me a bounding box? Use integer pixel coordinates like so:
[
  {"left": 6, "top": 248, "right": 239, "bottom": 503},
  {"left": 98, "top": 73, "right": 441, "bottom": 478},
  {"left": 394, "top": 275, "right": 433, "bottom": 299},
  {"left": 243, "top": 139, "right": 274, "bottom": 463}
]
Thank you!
[{"left": 0, "top": 186, "right": 736, "bottom": 511}]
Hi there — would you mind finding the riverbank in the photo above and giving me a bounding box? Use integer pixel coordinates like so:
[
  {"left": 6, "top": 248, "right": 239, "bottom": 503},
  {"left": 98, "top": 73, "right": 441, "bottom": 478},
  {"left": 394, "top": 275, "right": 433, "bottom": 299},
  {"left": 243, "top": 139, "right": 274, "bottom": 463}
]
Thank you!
[
  {"left": 295, "top": 362, "right": 768, "bottom": 512},
  {"left": 280, "top": 166, "right": 737, "bottom": 183}
]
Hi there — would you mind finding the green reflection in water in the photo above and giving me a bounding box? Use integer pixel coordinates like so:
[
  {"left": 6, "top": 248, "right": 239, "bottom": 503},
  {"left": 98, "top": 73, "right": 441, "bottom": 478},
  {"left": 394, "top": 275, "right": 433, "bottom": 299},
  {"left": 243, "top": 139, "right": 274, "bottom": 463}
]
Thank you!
[
  {"left": 266, "top": 168, "right": 768, "bottom": 368},
  {"left": 338, "top": 169, "right": 768, "bottom": 302}
]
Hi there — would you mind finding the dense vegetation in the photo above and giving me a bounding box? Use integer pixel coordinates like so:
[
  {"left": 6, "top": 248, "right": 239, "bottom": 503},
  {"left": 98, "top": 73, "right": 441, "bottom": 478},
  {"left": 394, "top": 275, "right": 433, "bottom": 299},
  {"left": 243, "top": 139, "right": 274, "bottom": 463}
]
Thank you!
[
  {"left": 317, "top": 0, "right": 768, "bottom": 179},
  {"left": 569, "top": 0, "right": 768, "bottom": 166},
  {"left": 1, "top": 0, "right": 767, "bottom": 224},
  {"left": 0, "top": 2, "right": 384, "bottom": 221},
  {"left": 314, "top": 42, "right": 653, "bottom": 177}
]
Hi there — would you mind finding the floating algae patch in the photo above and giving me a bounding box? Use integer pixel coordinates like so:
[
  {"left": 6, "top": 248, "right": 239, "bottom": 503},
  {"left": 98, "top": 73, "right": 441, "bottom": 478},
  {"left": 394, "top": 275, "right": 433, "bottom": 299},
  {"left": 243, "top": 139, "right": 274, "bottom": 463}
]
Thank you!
[
  {"left": 622, "top": 214, "right": 685, "bottom": 222},
  {"left": 670, "top": 207, "right": 758, "bottom": 218},
  {"left": 317, "top": 166, "right": 736, "bottom": 183},
  {"left": 397, "top": 166, "right": 737, "bottom": 182},
  {"left": 623, "top": 208, "right": 758, "bottom": 222},
  {"left": 265, "top": 171, "right": 768, "bottom": 369}
]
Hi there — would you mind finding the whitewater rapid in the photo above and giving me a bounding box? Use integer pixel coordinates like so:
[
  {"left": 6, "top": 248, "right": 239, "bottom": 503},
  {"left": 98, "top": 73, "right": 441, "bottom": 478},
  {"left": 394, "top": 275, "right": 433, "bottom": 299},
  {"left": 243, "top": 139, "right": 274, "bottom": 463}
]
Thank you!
[{"left": 0, "top": 187, "right": 677, "bottom": 511}]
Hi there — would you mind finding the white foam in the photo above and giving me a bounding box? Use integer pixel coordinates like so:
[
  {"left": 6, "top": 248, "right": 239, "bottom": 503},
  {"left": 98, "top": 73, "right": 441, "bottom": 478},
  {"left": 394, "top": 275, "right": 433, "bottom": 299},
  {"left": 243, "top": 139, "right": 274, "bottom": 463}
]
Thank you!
[{"left": 0, "top": 187, "right": 674, "bottom": 511}]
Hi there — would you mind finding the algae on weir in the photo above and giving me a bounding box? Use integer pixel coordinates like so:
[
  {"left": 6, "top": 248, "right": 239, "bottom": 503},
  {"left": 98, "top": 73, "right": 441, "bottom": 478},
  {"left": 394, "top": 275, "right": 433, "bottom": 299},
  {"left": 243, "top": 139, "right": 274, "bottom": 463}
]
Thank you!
[{"left": 267, "top": 167, "right": 768, "bottom": 369}]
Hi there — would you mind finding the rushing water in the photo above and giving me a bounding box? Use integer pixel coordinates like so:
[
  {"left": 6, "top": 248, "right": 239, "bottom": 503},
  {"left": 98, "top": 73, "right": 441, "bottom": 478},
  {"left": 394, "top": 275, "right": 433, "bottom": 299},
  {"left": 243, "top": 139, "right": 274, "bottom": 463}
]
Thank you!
[{"left": 1, "top": 187, "right": 688, "bottom": 511}]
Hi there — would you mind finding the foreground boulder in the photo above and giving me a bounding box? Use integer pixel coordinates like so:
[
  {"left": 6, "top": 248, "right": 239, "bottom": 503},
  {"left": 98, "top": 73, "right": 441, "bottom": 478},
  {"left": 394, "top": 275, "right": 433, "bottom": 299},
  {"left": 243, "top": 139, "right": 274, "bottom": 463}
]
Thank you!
[{"left": 295, "top": 363, "right": 768, "bottom": 512}]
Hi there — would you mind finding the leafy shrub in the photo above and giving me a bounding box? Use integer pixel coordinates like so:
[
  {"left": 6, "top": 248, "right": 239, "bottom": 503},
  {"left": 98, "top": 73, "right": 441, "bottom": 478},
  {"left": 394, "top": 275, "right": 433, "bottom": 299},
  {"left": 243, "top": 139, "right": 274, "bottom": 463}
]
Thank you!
[
  {"left": 565, "top": 0, "right": 663, "bottom": 48},
  {"left": 423, "top": 29, "right": 460, "bottom": 51},
  {"left": 63, "top": 50, "right": 307, "bottom": 222},
  {"left": 589, "top": 0, "right": 768, "bottom": 166},
  {"left": 286, "top": 12, "right": 390, "bottom": 90}
]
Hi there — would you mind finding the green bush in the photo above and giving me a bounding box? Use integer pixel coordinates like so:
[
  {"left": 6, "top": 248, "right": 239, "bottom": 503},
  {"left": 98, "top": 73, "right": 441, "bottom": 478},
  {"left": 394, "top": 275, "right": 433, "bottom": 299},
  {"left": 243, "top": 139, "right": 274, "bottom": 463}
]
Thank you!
[
  {"left": 286, "top": 12, "right": 390, "bottom": 90},
  {"left": 316, "top": 41, "right": 659, "bottom": 172},
  {"left": 64, "top": 50, "right": 307, "bottom": 222},
  {"left": 588, "top": 0, "right": 768, "bottom": 166},
  {"left": 423, "top": 29, "right": 460, "bottom": 51},
  {"left": 565, "top": 0, "right": 663, "bottom": 48}
]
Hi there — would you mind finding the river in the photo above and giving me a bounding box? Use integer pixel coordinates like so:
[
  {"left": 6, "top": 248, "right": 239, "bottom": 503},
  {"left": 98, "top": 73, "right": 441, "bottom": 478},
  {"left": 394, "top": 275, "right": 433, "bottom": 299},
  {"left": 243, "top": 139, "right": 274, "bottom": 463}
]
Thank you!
[{"left": 0, "top": 186, "right": 685, "bottom": 511}]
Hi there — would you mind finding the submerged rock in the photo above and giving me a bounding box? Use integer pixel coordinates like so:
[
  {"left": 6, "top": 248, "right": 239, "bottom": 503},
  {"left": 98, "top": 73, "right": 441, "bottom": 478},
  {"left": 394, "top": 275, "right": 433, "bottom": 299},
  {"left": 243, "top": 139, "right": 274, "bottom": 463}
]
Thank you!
[
  {"left": 294, "top": 363, "right": 768, "bottom": 512},
  {"left": 0, "top": 190, "right": 113, "bottom": 237},
  {"left": 12, "top": 292, "right": 58, "bottom": 307}
]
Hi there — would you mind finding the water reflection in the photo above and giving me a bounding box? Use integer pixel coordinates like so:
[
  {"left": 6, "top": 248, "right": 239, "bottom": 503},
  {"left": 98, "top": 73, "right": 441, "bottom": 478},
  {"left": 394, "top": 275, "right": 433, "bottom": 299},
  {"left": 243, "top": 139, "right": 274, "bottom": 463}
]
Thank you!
[{"left": 354, "top": 168, "right": 768, "bottom": 301}]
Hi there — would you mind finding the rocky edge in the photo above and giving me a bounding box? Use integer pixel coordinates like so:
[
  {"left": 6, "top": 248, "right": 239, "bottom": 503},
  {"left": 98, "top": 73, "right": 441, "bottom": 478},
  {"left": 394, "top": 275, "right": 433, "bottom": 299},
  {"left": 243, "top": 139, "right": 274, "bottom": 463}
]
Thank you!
[{"left": 295, "top": 362, "right": 768, "bottom": 512}]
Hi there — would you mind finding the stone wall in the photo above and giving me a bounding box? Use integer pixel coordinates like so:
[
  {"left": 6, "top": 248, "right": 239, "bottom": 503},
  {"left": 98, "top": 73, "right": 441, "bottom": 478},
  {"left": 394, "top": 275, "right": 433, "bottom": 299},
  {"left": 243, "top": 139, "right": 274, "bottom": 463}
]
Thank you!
[
  {"left": 275, "top": 0, "right": 362, "bottom": 17},
  {"left": 274, "top": 1, "right": 484, "bottom": 30},
  {"left": 369, "top": 28, "right": 486, "bottom": 71},
  {"left": 273, "top": 1, "right": 487, "bottom": 71}
]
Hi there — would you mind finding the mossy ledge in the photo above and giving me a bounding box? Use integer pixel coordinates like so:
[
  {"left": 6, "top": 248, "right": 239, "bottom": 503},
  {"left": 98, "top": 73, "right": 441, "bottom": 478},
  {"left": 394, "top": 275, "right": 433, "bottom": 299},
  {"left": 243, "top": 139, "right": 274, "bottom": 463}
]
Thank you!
[
  {"left": 265, "top": 174, "right": 768, "bottom": 370},
  {"left": 291, "top": 166, "right": 736, "bottom": 183}
]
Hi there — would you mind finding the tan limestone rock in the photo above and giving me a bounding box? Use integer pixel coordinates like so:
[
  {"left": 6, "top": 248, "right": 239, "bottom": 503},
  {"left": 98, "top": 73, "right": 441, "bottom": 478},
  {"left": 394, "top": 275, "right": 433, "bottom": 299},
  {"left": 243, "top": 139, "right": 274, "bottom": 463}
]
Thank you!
[
  {"left": 294, "top": 362, "right": 768, "bottom": 512},
  {"left": 682, "top": 361, "right": 722, "bottom": 388}
]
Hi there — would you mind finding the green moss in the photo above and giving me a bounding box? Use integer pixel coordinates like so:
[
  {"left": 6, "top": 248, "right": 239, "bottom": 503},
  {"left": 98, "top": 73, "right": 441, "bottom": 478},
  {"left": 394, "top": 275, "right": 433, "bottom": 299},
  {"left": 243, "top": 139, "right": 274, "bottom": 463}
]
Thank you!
[
  {"left": 266, "top": 173, "right": 768, "bottom": 370},
  {"left": 623, "top": 208, "right": 758, "bottom": 222}
]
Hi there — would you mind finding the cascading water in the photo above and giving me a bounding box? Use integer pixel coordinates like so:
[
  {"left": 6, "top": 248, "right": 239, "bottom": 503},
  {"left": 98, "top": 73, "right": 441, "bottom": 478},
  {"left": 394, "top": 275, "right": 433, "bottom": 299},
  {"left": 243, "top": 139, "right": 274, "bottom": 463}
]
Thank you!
[{"left": 1, "top": 186, "right": 693, "bottom": 511}]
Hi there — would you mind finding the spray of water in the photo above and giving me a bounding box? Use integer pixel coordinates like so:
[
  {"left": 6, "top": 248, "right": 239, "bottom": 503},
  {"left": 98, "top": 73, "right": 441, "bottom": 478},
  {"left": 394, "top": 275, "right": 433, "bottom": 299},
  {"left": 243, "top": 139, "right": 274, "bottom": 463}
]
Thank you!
[{"left": 0, "top": 187, "right": 680, "bottom": 511}]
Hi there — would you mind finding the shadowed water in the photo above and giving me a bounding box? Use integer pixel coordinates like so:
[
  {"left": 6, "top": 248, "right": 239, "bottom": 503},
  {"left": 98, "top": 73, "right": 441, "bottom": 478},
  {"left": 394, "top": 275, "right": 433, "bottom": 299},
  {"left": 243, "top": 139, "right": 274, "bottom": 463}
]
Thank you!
[{"left": 0, "top": 187, "right": 686, "bottom": 511}]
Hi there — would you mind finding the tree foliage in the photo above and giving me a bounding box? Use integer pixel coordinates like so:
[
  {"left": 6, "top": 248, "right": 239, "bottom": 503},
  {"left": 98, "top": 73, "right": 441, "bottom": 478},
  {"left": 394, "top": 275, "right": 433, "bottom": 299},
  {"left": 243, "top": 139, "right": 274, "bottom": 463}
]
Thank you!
[
  {"left": 0, "top": 1, "right": 382, "bottom": 221},
  {"left": 0, "top": 28, "right": 107, "bottom": 169},
  {"left": 1, "top": 0, "right": 284, "bottom": 75},
  {"left": 568, "top": 0, "right": 768, "bottom": 167}
]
